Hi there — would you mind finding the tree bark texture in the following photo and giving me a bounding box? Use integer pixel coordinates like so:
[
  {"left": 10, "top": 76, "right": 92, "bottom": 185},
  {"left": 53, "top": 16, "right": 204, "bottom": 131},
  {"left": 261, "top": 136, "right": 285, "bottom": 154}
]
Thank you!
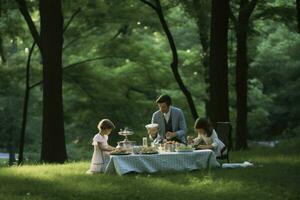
[
  {"left": 235, "top": 0, "right": 257, "bottom": 150},
  {"left": 40, "top": 0, "right": 67, "bottom": 163},
  {"left": 208, "top": 0, "right": 230, "bottom": 124},
  {"left": 235, "top": 18, "right": 249, "bottom": 150}
]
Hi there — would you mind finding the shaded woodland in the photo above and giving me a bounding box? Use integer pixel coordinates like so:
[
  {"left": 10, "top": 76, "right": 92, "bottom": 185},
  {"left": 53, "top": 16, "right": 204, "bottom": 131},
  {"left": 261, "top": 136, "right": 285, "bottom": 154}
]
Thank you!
[{"left": 0, "top": 0, "right": 299, "bottom": 163}]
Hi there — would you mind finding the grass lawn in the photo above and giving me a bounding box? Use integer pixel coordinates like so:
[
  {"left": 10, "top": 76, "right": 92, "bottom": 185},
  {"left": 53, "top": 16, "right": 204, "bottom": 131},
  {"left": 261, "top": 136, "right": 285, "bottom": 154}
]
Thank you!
[{"left": 0, "top": 139, "right": 299, "bottom": 200}]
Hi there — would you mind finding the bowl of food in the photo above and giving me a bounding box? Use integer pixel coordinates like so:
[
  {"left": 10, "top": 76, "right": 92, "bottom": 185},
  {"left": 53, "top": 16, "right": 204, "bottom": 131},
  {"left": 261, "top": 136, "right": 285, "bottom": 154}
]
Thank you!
[{"left": 140, "top": 146, "right": 158, "bottom": 154}]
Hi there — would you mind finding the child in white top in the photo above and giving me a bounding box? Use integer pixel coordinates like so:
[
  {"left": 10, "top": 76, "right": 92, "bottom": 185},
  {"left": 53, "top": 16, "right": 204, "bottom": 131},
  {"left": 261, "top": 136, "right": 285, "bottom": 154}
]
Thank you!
[
  {"left": 87, "top": 119, "right": 116, "bottom": 174},
  {"left": 188, "top": 118, "right": 226, "bottom": 157}
]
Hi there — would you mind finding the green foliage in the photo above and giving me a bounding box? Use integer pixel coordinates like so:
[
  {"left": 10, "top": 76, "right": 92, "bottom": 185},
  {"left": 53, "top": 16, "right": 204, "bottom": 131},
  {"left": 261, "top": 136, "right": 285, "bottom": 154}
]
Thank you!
[
  {"left": 247, "top": 79, "right": 273, "bottom": 139},
  {"left": 0, "top": 67, "right": 23, "bottom": 149},
  {"left": 251, "top": 25, "right": 300, "bottom": 137},
  {"left": 60, "top": 0, "right": 206, "bottom": 149},
  {"left": 1, "top": 0, "right": 300, "bottom": 162}
]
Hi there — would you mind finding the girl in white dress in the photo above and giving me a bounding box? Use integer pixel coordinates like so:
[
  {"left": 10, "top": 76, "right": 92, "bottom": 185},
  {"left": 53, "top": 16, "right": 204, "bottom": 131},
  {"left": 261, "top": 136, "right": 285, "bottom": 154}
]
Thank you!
[
  {"left": 87, "top": 119, "right": 116, "bottom": 174},
  {"left": 188, "top": 118, "right": 226, "bottom": 157}
]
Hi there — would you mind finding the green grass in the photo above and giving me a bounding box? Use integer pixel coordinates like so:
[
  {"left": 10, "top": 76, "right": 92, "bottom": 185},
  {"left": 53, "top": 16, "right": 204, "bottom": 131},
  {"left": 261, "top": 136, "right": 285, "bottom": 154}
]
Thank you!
[{"left": 0, "top": 139, "right": 299, "bottom": 200}]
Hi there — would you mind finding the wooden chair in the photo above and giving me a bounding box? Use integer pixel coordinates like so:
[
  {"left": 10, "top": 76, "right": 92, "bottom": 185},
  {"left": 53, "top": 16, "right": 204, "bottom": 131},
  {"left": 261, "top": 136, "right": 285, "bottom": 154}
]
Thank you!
[{"left": 215, "top": 122, "right": 232, "bottom": 163}]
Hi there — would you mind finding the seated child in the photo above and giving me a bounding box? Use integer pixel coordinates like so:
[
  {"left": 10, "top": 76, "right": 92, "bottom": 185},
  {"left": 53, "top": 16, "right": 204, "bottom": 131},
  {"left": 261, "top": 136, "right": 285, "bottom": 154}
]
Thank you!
[
  {"left": 188, "top": 118, "right": 226, "bottom": 157},
  {"left": 87, "top": 119, "right": 116, "bottom": 174}
]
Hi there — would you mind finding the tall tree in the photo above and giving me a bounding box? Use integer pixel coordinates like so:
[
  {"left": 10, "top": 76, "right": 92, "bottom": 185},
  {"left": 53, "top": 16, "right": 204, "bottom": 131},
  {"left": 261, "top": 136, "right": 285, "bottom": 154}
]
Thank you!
[
  {"left": 39, "top": 0, "right": 66, "bottom": 163},
  {"left": 141, "top": 0, "right": 198, "bottom": 120},
  {"left": 230, "top": 0, "right": 257, "bottom": 150},
  {"left": 208, "top": 0, "right": 230, "bottom": 124},
  {"left": 17, "top": 8, "right": 80, "bottom": 165},
  {"left": 0, "top": 0, "right": 6, "bottom": 63},
  {"left": 15, "top": 0, "right": 67, "bottom": 163}
]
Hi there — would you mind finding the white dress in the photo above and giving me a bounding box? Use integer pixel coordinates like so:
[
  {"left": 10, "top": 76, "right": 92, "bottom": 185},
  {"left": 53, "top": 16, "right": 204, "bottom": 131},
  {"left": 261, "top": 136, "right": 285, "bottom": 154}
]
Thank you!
[
  {"left": 193, "top": 129, "right": 226, "bottom": 157},
  {"left": 88, "top": 133, "right": 110, "bottom": 173}
]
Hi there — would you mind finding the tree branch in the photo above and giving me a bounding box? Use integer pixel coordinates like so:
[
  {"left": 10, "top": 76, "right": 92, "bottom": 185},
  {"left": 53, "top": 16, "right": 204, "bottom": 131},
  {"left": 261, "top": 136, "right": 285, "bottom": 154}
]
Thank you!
[
  {"left": 63, "top": 8, "right": 81, "bottom": 34},
  {"left": 246, "top": 0, "right": 258, "bottom": 19},
  {"left": 140, "top": 0, "right": 157, "bottom": 10},
  {"left": 109, "top": 25, "right": 129, "bottom": 40},
  {"left": 140, "top": 0, "right": 199, "bottom": 119},
  {"left": 18, "top": 41, "right": 36, "bottom": 165},
  {"left": 29, "top": 56, "right": 115, "bottom": 89},
  {"left": 248, "top": 0, "right": 258, "bottom": 14},
  {"left": 29, "top": 80, "right": 42, "bottom": 90},
  {"left": 63, "top": 36, "right": 82, "bottom": 50},
  {"left": 63, "top": 56, "right": 115, "bottom": 71},
  {"left": 15, "top": 0, "right": 41, "bottom": 50}
]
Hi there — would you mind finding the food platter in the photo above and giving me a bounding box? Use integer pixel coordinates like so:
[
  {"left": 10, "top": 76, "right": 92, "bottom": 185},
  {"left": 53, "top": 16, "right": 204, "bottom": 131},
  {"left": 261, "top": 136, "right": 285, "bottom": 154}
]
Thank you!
[
  {"left": 175, "top": 145, "right": 194, "bottom": 152},
  {"left": 140, "top": 146, "right": 158, "bottom": 154},
  {"left": 110, "top": 148, "right": 131, "bottom": 155}
]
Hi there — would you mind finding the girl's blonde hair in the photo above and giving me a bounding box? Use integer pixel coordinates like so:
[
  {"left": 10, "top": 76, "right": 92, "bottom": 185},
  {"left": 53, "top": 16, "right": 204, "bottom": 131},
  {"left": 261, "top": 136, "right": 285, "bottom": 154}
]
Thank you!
[{"left": 97, "top": 119, "right": 115, "bottom": 130}]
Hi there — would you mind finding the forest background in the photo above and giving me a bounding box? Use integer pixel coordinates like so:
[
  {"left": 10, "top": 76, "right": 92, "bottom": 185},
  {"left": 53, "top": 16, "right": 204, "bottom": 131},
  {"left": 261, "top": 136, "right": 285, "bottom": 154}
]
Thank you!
[{"left": 0, "top": 0, "right": 299, "bottom": 162}]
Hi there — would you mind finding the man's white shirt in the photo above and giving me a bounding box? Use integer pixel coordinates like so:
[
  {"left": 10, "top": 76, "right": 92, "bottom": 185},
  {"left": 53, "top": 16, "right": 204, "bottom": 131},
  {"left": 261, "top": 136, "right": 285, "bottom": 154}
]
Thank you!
[{"left": 163, "top": 109, "right": 171, "bottom": 122}]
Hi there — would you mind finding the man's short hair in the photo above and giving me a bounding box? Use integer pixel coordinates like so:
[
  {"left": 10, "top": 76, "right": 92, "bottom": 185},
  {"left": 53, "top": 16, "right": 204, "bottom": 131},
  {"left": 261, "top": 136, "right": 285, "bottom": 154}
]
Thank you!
[{"left": 156, "top": 94, "right": 172, "bottom": 106}]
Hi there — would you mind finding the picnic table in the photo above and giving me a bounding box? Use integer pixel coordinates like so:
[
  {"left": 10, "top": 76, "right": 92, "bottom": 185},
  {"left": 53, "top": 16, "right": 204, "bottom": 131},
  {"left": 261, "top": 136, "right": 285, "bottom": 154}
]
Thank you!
[{"left": 105, "top": 149, "right": 220, "bottom": 175}]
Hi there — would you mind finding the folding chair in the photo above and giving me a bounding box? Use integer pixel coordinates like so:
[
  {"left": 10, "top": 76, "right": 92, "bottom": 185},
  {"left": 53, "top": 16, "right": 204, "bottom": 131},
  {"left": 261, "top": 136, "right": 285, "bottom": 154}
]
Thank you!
[{"left": 215, "top": 122, "right": 232, "bottom": 163}]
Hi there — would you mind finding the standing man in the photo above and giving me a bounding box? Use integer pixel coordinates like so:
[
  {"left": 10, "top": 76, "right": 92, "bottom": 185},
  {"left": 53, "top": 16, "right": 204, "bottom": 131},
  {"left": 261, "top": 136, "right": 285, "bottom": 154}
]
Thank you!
[{"left": 148, "top": 94, "right": 187, "bottom": 144}]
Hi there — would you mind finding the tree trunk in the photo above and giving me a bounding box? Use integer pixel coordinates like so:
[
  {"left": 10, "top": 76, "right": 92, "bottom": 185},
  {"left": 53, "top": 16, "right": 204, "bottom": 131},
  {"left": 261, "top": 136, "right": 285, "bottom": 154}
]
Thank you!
[
  {"left": 235, "top": 19, "right": 249, "bottom": 150},
  {"left": 18, "top": 43, "right": 35, "bottom": 165},
  {"left": 297, "top": 0, "right": 300, "bottom": 33},
  {"left": 141, "top": 0, "right": 199, "bottom": 120},
  {"left": 40, "top": 0, "right": 67, "bottom": 163},
  {"left": 208, "top": 0, "right": 230, "bottom": 124},
  {"left": 0, "top": 37, "right": 5, "bottom": 63},
  {"left": 234, "top": 0, "right": 257, "bottom": 150},
  {"left": 0, "top": 0, "right": 6, "bottom": 63}
]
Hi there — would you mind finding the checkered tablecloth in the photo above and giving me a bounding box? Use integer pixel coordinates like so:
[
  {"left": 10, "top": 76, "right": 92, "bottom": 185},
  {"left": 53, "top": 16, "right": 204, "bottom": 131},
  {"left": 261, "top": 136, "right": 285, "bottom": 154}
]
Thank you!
[{"left": 105, "top": 149, "right": 220, "bottom": 175}]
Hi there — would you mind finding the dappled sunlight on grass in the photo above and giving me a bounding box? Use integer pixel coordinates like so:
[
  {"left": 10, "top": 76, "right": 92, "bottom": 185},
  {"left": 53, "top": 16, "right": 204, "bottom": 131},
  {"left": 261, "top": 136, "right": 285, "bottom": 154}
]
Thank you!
[{"left": 1, "top": 142, "right": 300, "bottom": 200}]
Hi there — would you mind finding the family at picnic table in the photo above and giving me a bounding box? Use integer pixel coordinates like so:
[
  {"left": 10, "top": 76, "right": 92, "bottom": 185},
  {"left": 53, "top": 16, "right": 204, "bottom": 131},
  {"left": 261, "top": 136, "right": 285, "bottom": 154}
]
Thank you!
[{"left": 87, "top": 94, "right": 226, "bottom": 174}]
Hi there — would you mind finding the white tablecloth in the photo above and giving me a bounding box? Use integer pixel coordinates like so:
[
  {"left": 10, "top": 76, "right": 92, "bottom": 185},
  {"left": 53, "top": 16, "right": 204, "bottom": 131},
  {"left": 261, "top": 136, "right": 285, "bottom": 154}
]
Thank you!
[{"left": 105, "top": 149, "right": 220, "bottom": 175}]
